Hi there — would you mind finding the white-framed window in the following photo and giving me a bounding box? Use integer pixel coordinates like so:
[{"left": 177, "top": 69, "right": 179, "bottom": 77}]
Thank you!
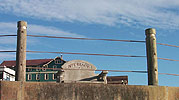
[
  {"left": 52, "top": 74, "right": 56, "bottom": 80},
  {"left": 36, "top": 74, "right": 40, "bottom": 80},
  {"left": 28, "top": 74, "right": 32, "bottom": 80},
  {"left": 6, "top": 73, "right": 10, "bottom": 81},
  {"left": 53, "top": 65, "right": 57, "bottom": 70},
  {"left": 28, "top": 68, "right": 32, "bottom": 71},
  {"left": 36, "top": 66, "right": 40, "bottom": 71},
  {"left": 42, "top": 65, "right": 48, "bottom": 71},
  {"left": 55, "top": 60, "right": 62, "bottom": 64},
  {"left": 44, "top": 74, "right": 49, "bottom": 80}
]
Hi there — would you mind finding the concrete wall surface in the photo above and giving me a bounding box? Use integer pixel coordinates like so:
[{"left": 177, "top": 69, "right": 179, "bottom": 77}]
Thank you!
[{"left": 0, "top": 81, "right": 178, "bottom": 100}]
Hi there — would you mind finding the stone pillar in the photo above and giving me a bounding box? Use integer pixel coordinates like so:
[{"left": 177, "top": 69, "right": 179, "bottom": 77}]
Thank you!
[
  {"left": 15, "top": 21, "right": 27, "bottom": 81},
  {"left": 145, "top": 28, "right": 158, "bottom": 86}
]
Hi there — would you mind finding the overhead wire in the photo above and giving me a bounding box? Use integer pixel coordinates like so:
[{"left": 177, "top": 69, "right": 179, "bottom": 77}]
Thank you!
[
  {"left": 157, "top": 43, "right": 179, "bottom": 48},
  {"left": 158, "top": 57, "right": 179, "bottom": 61},
  {"left": 26, "top": 50, "right": 146, "bottom": 58},
  {"left": 26, "top": 67, "right": 179, "bottom": 76},
  {"left": 0, "top": 34, "right": 178, "bottom": 48},
  {"left": 0, "top": 35, "right": 17, "bottom": 37},
  {"left": 0, "top": 50, "right": 178, "bottom": 62},
  {"left": 0, "top": 33, "right": 178, "bottom": 78},
  {"left": 27, "top": 34, "right": 145, "bottom": 43}
]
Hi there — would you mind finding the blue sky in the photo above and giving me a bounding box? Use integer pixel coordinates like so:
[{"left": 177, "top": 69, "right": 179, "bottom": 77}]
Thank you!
[{"left": 0, "top": 0, "right": 178, "bottom": 87}]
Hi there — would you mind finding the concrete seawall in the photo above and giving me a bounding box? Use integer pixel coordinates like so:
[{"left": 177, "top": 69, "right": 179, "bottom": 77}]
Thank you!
[{"left": 0, "top": 81, "right": 178, "bottom": 100}]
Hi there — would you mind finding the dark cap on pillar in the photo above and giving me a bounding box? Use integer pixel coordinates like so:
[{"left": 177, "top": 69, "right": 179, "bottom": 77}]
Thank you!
[
  {"left": 17, "top": 21, "right": 27, "bottom": 28},
  {"left": 145, "top": 28, "right": 156, "bottom": 36}
]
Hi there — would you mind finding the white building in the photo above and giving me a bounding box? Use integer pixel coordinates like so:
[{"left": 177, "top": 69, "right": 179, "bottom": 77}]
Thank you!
[{"left": 0, "top": 66, "right": 15, "bottom": 81}]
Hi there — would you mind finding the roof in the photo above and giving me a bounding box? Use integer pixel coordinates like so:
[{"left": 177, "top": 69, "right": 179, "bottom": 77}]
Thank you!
[
  {"left": 107, "top": 76, "right": 128, "bottom": 84},
  {"left": 107, "top": 76, "right": 128, "bottom": 81},
  {"left": 0, "top": 59, "right": 53, "bottom": 67}
]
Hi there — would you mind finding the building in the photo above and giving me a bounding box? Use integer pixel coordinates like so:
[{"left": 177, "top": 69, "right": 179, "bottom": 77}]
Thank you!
[
  {"left": 0, "top": 66, "right": 15, "bottom": 81},
  {"left": 0, "top": 56, "right": 65, "bottom": 82},
  {"left": 0, "top": 57, "right": 128, "bottom": 84}
]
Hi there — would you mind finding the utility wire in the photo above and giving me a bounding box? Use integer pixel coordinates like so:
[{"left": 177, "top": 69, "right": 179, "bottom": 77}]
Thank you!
[
  {"left": 158, "top": 73, "right": 179, "bottom": 76},
  {"left": 0, "top": 51, "right": 16, "bottom": 52},
  {"left": 0, "top": 50, "right": 178, "bottom": 61},
  {"left": 158, "top": 57, "right": 179, "bottom": 61},
  {"left": 0, "top": 35, "right": 17, "bottom": 37},
  {"left": 27, "top": 35, "right": 145, "bottom": 43},
  {"left": 0, "top": 34, "right": 178, "bottom": 48},
  {"left": 26, "top": 67, "right": 179, "bottom": 76},
  {"left": 157, "top": 43, "right": 179, "bottom": 48},
  {"left": 26, "top": 50, "right": 146, "bottom": 58}
]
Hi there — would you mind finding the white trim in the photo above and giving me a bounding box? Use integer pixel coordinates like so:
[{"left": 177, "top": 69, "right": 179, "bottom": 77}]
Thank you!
[
  {"left": 52, "top": 74, "right": 56, "bottom": 80},
  {"left": 27, "top": 74, "right": 32, "bottom": 80},
  {"left": 42, "top": 65, "right": 48, "bottom": 71},
  {"left": 44, "top": 74, "right": 49, "bottom": 80},
  {"left": 0, "top": 67, "right": 15, "bottom": 76},
  {"left": 36, "top": 74, "right": 40, "bottom": 80}
]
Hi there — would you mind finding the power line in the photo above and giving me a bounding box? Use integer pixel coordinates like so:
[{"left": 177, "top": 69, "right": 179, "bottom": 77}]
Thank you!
[
  {"left": 157, "top": 43, "right": 179, "bottom": 48},
  {"left": 0, "top": 51, "right": 16, "bottom": 52},
  {"left": 158, "top": 57, "right": 179, "bottom": 61},
  {"left": 159, "top": 73, "right": 179, "bottom": 76},
  {"left": 0, "top": 35, "right": 17, "bottom": 37},
  {"left": 27, "top": 35, "right": 145, "bottom": 43},
  {"left": 0, "top": 50, "right": 179, "bottom": 61},
  {"left": 26, "top": 50, "right": 146, "bottom": 58},
  {"left": 26, "top": 67, "right": 179, "bottom": 76},
  {"left": 0, "top": 34, "right": 179, "bottom": 48}
]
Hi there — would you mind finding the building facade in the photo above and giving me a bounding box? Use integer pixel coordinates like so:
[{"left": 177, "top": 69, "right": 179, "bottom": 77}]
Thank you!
[
  {"left": 0, "top": 57, "right": 65, "bottom": 82},
  {"left": 0, "top": 67, "right": 15, "bottom": 81},
  {"left": 0, "top": 57, "right": 128, "bottom": 84}
]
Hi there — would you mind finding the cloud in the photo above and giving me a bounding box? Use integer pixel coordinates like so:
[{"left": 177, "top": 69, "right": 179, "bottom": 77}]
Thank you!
[
  {"left": 28, "top": 24, "right": 84, "bottom": 37},
  {"left": 0, "top": 22, "right": 84, "bottom": 37},
  {"left": 0, "top": 22, "right": 84, "bottom": 44},
  {"left": 0, "top": 0, "right": 179, "bottom": 29}
]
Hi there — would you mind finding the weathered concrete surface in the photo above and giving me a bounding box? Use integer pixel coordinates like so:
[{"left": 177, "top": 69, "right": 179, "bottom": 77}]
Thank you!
[{"left": 0, "top": 81, "right": 179, "bottom": 100}]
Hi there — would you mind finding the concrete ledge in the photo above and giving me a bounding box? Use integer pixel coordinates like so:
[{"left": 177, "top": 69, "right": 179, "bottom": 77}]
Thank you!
[{"left": 0, "top": 81, "right": 179, "bottom": 100}]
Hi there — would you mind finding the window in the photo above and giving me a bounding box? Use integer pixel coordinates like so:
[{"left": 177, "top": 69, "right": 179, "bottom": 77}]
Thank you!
[
  {"left": 52, "top": 74, "right": 56, "bottom": 80},
  {"left": 55, "top": 60, "right": 62, "bottom": 64},
  {"left": 53, "top": 65, "right": 57, "bottom": 70},
  {"left": 28, "top": 74, "right": 32, "bottom": 80},
  {"left": 42, "top": 65, "right": 48, "bottom": 71},
  {"left": 44, "top": 74, "right": 49, "bottom": 80},
  {"left": 6, "top": 73, "right": 10, "bottom": 81},
  {"left": 28, "top": 68, "right": 32, "bottom": 71},
  {"left": 36, "top": 66, "right": 40, "bottom": 71},
  {"left": 36, "top": 74, "right": 40, "bottom": 80}
]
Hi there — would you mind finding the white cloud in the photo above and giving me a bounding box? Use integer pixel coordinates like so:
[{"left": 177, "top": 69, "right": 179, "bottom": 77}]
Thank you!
[
  {"left": 0, "top": 22, "right": 84, "bottom": 37},
  {"left": 28, "top": 24, "right": 84, "bottom": 37},
  {"left": 0, "top": 0, "right": 179, "bottom": 29},
  {"left": 0, "top": 22, "right": 84, "bottom": 43}
]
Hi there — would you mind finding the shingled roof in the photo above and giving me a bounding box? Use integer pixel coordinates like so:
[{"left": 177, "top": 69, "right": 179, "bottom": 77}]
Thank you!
[{"left": 0, "top": 59, "right": 53, "bottom": 67}]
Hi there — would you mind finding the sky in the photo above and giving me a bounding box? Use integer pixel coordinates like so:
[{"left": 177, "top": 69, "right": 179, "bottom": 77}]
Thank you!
[{"left": 0, "top": 0, "right": 178, "bottom": 87}]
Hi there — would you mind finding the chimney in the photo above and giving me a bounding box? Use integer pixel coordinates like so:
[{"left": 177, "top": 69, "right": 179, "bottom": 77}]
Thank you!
[{"left": 60, "top": 54, "right": 63, "bottom": 60}]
